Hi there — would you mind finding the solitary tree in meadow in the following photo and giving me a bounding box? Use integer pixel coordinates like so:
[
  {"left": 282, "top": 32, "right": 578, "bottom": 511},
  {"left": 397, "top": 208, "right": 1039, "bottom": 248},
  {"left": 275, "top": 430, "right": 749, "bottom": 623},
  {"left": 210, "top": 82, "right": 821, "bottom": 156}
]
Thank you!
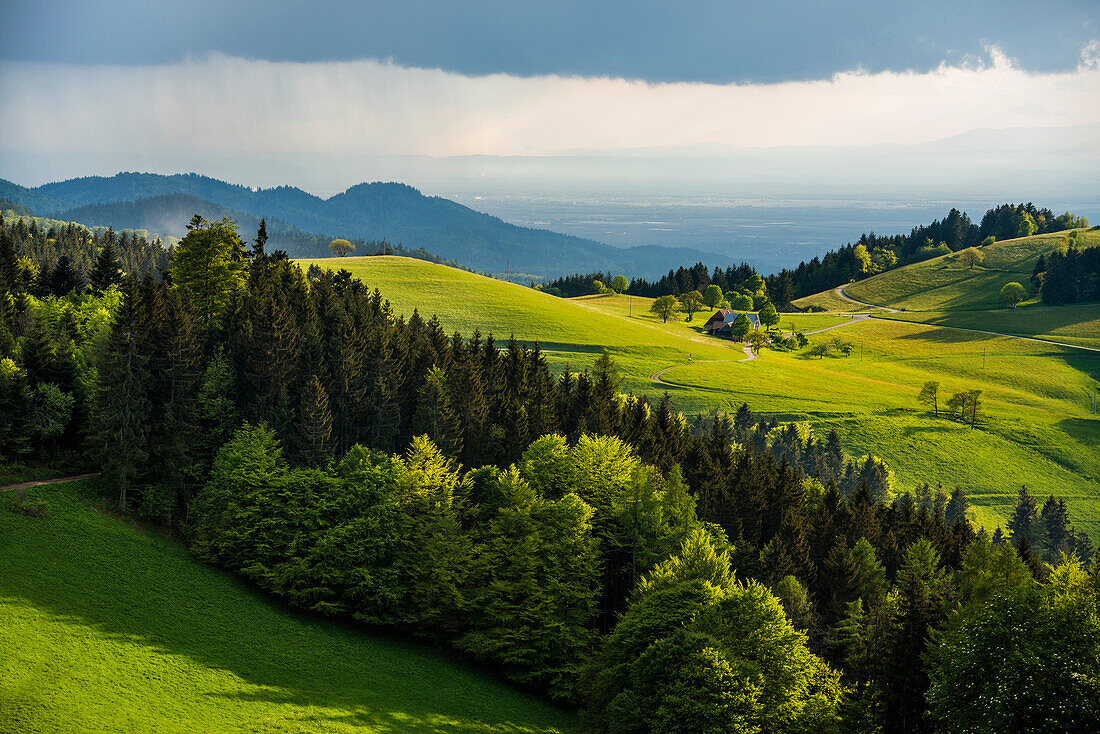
[
  {"left": 1000, "top": 282, "right": 1026, "bottom": 308},
  {"left": 678, "top": 290, "right": 704, "bottom": 321},
  {"left": 703, "top": 284, "right": 723, "bottom": 308},
  {"left": 650, "top": 295, "right": 678, "bottom": 323},
  {"left": 611, "top": 274, "right": 629, "bottom": 294},
  {"left": 918, "top": 380, "right": 940, "bottom": 416},
  {"left": 958, "top": 247, "right": 984, "bottom": 269},
  {"left": 329, "top": 238, "right": 355, "bottom": 257}
]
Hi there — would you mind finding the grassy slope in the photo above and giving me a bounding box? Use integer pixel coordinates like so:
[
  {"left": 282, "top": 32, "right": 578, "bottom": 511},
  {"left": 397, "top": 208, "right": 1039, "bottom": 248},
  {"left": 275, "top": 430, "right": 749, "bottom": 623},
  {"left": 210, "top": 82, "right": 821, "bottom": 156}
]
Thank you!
[
  {"left": 654, "top": 319, "right": 1100, "bottom": 537},
  {"left": 299, "top": 256, "right": 1100, "bottom": 539},
  {"left": 298, "top": 256, "right": 744, "bottom": 389},
  {"left": 0, "top": 480, "right": 576, "bottom": 734},
  {"left": 844, "top": 229, "right": 1099, "bottom": 311}
]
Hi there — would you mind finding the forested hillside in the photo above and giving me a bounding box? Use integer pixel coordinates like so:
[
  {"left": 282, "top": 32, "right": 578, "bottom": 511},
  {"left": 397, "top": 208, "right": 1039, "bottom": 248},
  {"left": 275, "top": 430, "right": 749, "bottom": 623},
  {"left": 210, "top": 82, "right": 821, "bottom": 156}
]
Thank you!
[
  {"left": 3, "top": 214, "right": 1099, "bottom": 733},
  {"left": 0, "top": 173, "right": 714, "bottom": 277}
]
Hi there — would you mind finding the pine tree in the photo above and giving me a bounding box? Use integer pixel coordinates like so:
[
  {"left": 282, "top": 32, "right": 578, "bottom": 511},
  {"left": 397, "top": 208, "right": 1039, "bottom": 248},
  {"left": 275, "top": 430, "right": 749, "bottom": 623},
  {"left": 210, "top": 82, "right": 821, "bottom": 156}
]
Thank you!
[
  {"left": 88, "top": 239, "right": 124, "bottom": 292},
  {"left": 296, "top": 374, "right": 334, "bottom": 467},
  {"left": 1015, "top": 533, "right": 1046, "bottom": 581},
  {"left": 253, "top": 218, "right": 268, "bottom": 258},
  {"left": 147, "top": 283, "right": 202, "bottom": 520},
  {"left": 1037, "top": 495, "right": 1071, "bottom": 561},
  {"left": 48, "top": 254, "right": 83, "bottom": 295},
  {"left": 1007, "top": 485, "right": 1038, "bottom": 541},
  {"left": 412, "top": 366, "right": 463, "bottom": 459},
  {"left": 848, "top": 536, "right": 888, "bottom": 607},
  {"left": 96, "top": 276, "right": 153, "bottom": 509},
  {"left": 945, "top": 487, "right": 970, "bottom": 524},
  {"left": 733, "top": 402, "right": 754, "bottom": 445}
]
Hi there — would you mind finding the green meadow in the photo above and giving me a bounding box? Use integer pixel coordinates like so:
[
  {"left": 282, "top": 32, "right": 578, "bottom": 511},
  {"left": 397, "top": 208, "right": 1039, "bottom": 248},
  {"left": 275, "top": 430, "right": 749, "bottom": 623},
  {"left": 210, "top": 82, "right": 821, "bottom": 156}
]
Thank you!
[
  {"left": 300, "top": 256, "right": 1100, "bottom": 540},
  {"left": 842, "top": 228, "right": 1099, "bottom": 312},
  {"left": 0, "top": 480, "right": 576, "bottom": 734}
]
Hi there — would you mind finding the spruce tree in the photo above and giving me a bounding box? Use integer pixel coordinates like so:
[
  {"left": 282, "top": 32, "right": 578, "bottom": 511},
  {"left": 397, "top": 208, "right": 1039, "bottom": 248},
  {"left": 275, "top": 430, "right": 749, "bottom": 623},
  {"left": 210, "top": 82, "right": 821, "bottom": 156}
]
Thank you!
[
  {"left": 1015, "top": 533, "right": 1047, "bottom": 581},
  {"left": 96, "top": 276, "right": 153, "bottom": 509},
  {"left": 945, "top": 487, "right": 971, "bottom": 524},
  {"left": 1007, "top": 485, "right": 1038, "bottom": 541},
  {"left": 296, "top": 374, "right": 334, "bottom": 467},
  {"left": 48, "top": 254, "right": 83, "bottom": 295},
  {"left": 848, "top": 536, "right": 888, "bottom": 607},
  {"left": 147, "top": 283, "right": 202, "bottom": 520},
  {"left": 412, "top": 366, "right": 463, "bottom": 459},
  {"left": 253, "top": 218, "right": 268, "bottom": 258},
  {"left": 88, "top": 240, "right": 124, "bottom": 292}
]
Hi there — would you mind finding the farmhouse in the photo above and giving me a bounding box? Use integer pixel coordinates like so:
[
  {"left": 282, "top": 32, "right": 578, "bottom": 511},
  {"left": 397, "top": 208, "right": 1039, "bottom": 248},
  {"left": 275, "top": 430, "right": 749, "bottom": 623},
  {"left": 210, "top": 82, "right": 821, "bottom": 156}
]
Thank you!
[{"left": 702, "top": 309, "right": 760, "bottom": 337}]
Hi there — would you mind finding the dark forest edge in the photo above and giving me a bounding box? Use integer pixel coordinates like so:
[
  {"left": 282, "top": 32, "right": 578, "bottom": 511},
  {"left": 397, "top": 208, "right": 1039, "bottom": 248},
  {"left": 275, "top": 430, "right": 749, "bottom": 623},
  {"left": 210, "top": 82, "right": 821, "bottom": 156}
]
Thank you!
[
  {"left": 540, "top": 203, "right": 1096, "bottom": 309},
  {"left": 2, "top": 213, "right": 1099, "bottom": 733}
]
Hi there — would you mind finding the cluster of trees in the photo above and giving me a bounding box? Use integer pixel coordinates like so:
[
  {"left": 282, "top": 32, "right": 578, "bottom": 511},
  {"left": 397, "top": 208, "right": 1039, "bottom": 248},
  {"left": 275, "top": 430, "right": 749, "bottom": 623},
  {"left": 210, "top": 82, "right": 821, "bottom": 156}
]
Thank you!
[
  {"left": 4, "top": 213, "right": 1100, "bottom": 732},
  {"left": 917, "top": 381, "right": 983, "bottom": 427},
  {"left": 806, "top": 335, "right": 855, "bottom": 359},
  {"left": 0, "top": 213, "right": 169, "bottom": 289},
  {"left": 1032, "top": 230, "right": 1100, "bottom": 305},
  {"left": 1004, "top": 486, "right": 1095, "bottom": 566},
  {"left": 542, "top": 262, "right": 785, "bottom": 306}
]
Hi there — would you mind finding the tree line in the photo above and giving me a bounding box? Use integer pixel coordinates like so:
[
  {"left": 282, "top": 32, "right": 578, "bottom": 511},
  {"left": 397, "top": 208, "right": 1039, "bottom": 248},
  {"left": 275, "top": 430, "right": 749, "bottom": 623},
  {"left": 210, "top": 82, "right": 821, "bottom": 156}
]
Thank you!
[
  {"left": 539, "top": 204, "right": 1089, "bottom": 308},
  {"left": 1032, "top": 228, "right": 1100, "bottom": 305},
  {"left": 2, "top": 214, "right": 1098, "bottom": 732}
]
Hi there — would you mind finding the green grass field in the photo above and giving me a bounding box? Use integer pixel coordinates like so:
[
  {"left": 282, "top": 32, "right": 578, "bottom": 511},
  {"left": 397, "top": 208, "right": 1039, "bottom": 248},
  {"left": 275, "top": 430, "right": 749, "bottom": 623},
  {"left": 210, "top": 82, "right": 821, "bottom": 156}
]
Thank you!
[
  {"left": 844, "top": 229, "right": 1099, "bottom": 312},
  {"left": 298, "top": 256, "right": 744, "bottom": 390},
  {"left": 300, "top": 256, "right": 1100, "bottom": 540},
  {"left": 878, "top": 305, "right": 1100, "bottom": 350},
  {"left": 0, "top": 480, "right": 577, "bottom": 734}
]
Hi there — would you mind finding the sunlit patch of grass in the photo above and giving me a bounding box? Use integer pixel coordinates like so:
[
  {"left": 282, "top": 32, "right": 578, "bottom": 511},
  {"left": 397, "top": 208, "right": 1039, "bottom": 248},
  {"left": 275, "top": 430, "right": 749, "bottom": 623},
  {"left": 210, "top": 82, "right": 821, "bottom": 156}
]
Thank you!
[{"left": 0, "top": 481, "right": 577, "bottom": 733}]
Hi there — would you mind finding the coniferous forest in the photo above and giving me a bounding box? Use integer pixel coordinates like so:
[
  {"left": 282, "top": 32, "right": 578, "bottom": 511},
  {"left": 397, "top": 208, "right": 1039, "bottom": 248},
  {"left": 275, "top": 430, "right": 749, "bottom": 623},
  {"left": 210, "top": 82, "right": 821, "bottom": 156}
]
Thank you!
[{"left": 2, "top": 213, "right": 1099, "bottom": 733}]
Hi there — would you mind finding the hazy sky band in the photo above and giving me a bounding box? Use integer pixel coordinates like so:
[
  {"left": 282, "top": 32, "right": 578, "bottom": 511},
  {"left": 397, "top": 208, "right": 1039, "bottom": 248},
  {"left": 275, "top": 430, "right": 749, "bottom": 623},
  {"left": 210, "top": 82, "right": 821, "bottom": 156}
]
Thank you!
[
  {"left": 1, "top": 1, "right": 1097, "bottom": 84},
  {"left": 2, "top": 48, "right": 1098, "bottom": 162}
]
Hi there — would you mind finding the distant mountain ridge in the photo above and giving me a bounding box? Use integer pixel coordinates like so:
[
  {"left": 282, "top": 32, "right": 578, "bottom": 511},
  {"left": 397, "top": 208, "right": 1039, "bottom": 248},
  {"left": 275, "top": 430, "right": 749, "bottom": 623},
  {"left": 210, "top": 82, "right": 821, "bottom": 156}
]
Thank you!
[{"left": 0, "top": 173, "right": 714, "bottom": 277}]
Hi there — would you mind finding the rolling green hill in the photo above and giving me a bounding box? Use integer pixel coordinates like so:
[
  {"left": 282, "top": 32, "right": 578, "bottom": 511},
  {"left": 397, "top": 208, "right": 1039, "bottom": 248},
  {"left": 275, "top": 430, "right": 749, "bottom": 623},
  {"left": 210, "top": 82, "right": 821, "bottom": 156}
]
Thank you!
[
  {"left": 0, "top": 479, "right": 576, "bottom": 734},
  {"left": 300, "top": 256, "right": 1100, "bottom": 540},
  {"left": 842, "top": 228, "right": 1099, "bottom": 311}
]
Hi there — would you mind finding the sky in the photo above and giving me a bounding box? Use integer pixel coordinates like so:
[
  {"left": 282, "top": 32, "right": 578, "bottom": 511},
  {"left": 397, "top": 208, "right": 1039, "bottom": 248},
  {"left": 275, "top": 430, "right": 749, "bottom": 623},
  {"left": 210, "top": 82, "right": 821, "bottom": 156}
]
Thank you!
[{"left": 1, "top": 1, "right": 1098, "bottom": 194}]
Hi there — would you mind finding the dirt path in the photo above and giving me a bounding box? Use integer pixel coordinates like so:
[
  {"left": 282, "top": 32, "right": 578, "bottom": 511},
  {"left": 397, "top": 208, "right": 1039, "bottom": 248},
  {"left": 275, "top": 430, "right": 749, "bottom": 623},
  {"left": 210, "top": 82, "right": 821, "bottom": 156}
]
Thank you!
[
  {"left": 801, "top": 314, "right": 870, "bottom": 335},
  {"left": 870, "top": 315, "right": 1100, "bottom": 353},
  {"left": 0, "top": 473, "right": 100, "bottom": 492},
  {"left": 833, "top": 286, "right": 1100, "bottom": 353},
  {"left": 649, "top": 344, "right": 755, "bottom": 385},
  {"left": 835, "top": 285, "right": 900, "bottom": 313}
]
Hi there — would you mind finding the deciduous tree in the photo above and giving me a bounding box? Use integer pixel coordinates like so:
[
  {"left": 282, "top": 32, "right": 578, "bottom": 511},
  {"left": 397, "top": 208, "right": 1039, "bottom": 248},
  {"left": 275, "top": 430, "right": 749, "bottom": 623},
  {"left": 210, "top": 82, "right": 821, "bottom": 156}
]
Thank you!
[
  {"left": 650, "top": 294, "right": 677, "bottom": 322},
  {"left": 958, "top": 247, "right": 984, "bottom": 269},
  {"left": 329, "top": 238, "right": 355, "bottom": 257},
  {"left": 918, "top": 380, "right": 939, "bottom": 416},
  {"left": 1000, "top": 281, "right": 1026, "bottom": 308}
]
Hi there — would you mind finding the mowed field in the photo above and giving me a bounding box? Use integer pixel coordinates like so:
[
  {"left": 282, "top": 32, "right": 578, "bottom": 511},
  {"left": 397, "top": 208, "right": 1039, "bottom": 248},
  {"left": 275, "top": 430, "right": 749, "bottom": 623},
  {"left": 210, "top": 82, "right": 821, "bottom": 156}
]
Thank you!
[
  {"left": 0, "top": 480, "right": 576, "bottom": 734},
  {"left": 299, "top": 256, "right": 1100, "bottom": 540}
]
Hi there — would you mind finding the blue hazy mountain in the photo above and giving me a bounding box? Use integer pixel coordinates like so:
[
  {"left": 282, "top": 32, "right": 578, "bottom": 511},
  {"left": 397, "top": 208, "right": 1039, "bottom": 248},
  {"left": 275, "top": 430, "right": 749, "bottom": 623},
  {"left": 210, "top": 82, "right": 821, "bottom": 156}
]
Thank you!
[{"left": 1, "top": 173, "right": 715, "bottom": 277}]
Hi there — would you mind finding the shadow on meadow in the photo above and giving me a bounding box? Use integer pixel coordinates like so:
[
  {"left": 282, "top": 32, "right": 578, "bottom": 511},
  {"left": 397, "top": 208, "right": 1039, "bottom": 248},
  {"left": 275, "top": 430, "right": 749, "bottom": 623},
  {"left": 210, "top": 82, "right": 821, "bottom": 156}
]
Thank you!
[{"left": 0, "top": 482, "right": 574, "bottom": 734}]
